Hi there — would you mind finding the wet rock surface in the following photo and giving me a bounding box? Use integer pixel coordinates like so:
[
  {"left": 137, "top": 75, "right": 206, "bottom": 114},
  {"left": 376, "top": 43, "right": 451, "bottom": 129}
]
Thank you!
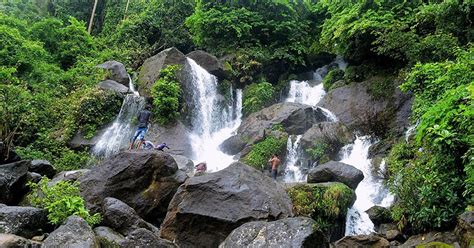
[
  {"left": 79, "top": 151, "right": 187, "bottom": 223},
  {"left": 160, "top": 162, "right": 293, "bottom": 247},
  {"left": 0, "top": 160, "right": 29, "bottom": 205},
  {"left": 307, "top": 161, "right": 364, "bottom": 189},
  {"left": 0, "top": 206, "right": 50, "bottom": 239},
  {"left": 220, "top": 217, "right": 328, "bottom": 248}
]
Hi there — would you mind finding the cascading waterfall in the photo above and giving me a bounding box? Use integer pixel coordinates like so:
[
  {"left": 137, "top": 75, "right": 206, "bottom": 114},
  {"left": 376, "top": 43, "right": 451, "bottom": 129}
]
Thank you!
[
  {"left": 283, "top": 135, "right": 306, "bottom": 183},
  {"left": 341, "top": 136, "right": 394, "bottom": 235},
  {"left": 92, "top": 77, "right": 144, "bottom": 158},
  {"left": 186, "top": 58, "right": 242, "bottom": 172}
]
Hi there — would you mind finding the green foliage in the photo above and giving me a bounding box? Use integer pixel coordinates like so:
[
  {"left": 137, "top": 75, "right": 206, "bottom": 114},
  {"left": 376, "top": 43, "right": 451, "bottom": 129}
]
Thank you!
[
  {"left": 366, "top": 76, "right": 395, "bottom": 100},
  {"left": 151, "top": 65, "right": 182, "bottom": 125},
  {"left": 306, "top": 141, "right": 330, "bottom": 165},
  {"left": 27, "top": 177, "right": 101, "bottom": 226},
  {"left": 322, "top": 69, "right": 344, "bottom": 91},
  {"left": 243, "top": 82, "right": 275, "bottom": 116},
  {"left": 243, "top": 135, "right": 287, "bottom": 171},
  {"left": 287, "top": 183, "right": 354, "bottom": 232}
]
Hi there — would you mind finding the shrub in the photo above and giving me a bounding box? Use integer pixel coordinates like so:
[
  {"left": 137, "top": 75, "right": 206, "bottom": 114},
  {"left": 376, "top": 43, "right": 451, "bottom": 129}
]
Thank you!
[
  {"left": 322, "top": 69, "right": 344, "bottom": 91},
  {"left": 306, "top": 141, "right": 330, "bottom": 165},
  {"left": 243, "top": 135, "right": 287, "bottom": 171},
  {"left": 151, "top": 65, "right": 182, "bottom": 125},
  {"left": 243, "top": 82, "right": 274, "bottom": 116},
  {"left": 27, "top": 177, "right": 101, "bottom": 226},
  {"left": 287, "top": 183, "right": 355, "bottom": 232},
  {"left": 366, "top": 76, "right": 395, "bottom": 100}
]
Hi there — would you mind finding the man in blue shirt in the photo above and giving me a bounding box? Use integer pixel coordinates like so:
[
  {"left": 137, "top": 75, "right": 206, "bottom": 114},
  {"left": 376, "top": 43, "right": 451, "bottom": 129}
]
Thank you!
[{"left": 129, "top": 105, "right": 152, "bottom": 150}]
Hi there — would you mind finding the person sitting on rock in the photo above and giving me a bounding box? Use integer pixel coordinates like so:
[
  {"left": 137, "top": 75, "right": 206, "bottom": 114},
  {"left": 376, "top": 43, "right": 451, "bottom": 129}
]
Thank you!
[
  {"left": 195, "top": 162, "right": 207, "bottom": 176},
  {"left": 129, "top": 105, "right": 152, "bottom": 150},
  {"left": 155, "top": 143, "right": 170, "bottom": 151},
  {"left": 268, "top": 154, "right": 281, "bottom": 180}
]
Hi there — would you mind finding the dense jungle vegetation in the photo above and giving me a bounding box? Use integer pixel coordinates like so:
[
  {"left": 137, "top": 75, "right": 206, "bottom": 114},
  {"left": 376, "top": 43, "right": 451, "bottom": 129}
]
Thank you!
[{"left": 0, "top": 0, "right": 472, "bottom": 234}]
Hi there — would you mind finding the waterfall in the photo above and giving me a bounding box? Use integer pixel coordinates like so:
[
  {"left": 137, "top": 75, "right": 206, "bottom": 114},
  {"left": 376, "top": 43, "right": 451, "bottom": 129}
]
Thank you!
[
  {"left": 286, "top": 81, "right": 326, "bottom": 106},
  {"left": 405, "top": 119, "right": 420, "bottom": 142},
  {"left": 283, "top": 135, "right": 306, "bottom": 183},
  {"left": 92, "top": 76, "right": 144, "bottom": 158},
  {"left": 341, "top": 136, "right": 394, "bottom": 235},
  {"left": 186, "top": 58, "right": 242, "bottom": 172}
]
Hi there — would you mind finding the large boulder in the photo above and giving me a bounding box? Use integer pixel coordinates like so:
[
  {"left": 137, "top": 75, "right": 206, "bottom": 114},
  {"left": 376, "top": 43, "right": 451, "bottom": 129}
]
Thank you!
[
  {"left": 320, "top": 78, "right": 412, "bottom": 136},
  {"left": 335, "top": 235, "right": 390, "bottom": 248},
  {"left": 0, "top": 206, "right": 50, "bottom": 239},
  {"left": 400, "top": 231, "right": 460, "bottom": 248},
  {"left": 220, "top": 217, "right": 328, "bottom": 248},
  {"left": 93, "top": 226, "right": 124, "bottom": 248},
  {"left": 169, "top": 154, "right": 194, "bottom": 177},
  {"left": 0, "top": 160, "right": 29, "bottom": 205},
  {"left": 455, "top": 211, "right": 474, "bottom": 248},
  {"left": 285, "top": 183, "right": 356, "bottom": 242},
  {"left": 307, "top": 161, "right": 364, "bottom": 189},
  {"left": 160, "top": 162, "right": 293, "bottom": 247},
  {"left": 138, "top": 47, "right": 186, "bottom": 97},
  {"left": 98, "top": 79, "right": 129, "bottom": 95},
  {"left": 223, "top": 103, "right": 329, "bottom": 155},
  {"left": 147, "top": 121, "right": 193, "bottom": 158},
  {"left": 0, "top": 142, "right": 21, "bottom": 165},
  {"left": 300, "top": 122, "right": 354, "bottom": 160},
  {"left": 28, "top": 160, "right": 56, "bottom": 178},
  {"left": 96, "top": 60, "right": 129, "bottom": 86},
  {"left": 79, "top": 151, "right": 187, "bottom": 223},
  {"left": 119, "top": 228, "right": 177, "bottom": 248},
  {"left": 42, "top": 216, "right": 99, "bottom": 248},
  {"left": 49, "top": 169, "right": 89, "bottom": 186},
  {"left": 101, "top": 197, "right": 159, "bottom": 236},
  {"left": 0, "top": 234, "right": 32, "bottom": 248},
  {"left": 186, "top": 50, "right": 226, "bottom": 79},
  {"left": 219, "top": 135, "right": 247, "bottom": 155}
]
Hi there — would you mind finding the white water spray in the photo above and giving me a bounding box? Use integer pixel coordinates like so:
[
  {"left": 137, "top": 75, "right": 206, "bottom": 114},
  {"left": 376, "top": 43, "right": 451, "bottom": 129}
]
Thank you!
[
  {"left": 186, "top": 58, "right": 242, "bottom": 172},
  {"left": 283, "top": 135, "right": 306, "bottom": 183},
  {"left": 341, "top": 136, "right": 394, "bottom": 235}
]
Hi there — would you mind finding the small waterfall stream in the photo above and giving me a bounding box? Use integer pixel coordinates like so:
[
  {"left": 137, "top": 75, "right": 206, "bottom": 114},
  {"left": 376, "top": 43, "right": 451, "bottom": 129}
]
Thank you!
[
  {"left": 283, "top": 135, "right": 305, "bottom": 183},
  {"left": 186, "top": 58, "right": 242, "bottom": 172},
  {"left": 341, "top": 136, "right": 394, "bottom": 235}
]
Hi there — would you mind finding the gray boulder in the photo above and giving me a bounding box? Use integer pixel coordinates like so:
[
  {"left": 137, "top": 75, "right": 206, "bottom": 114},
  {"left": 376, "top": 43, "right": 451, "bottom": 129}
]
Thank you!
[
  {"left": 29, "top": 160, "right": 56, "bottom": 178},
  {"left": 119, "top": 228, "right": 177, "bottom": 248},
  {"left": 0, "top": 160, "right": 29, "bottom": 205},
  {"left": 307, "top": 161, "right": 364, "bottom": 189},
  {"left": 96, "top": 61, "right": 129, "bottom": 86},
  {"left": 160, "top": 162, "right": 293, "bottom": 247},
  {"left": 147, "top": 121, "right": 193, "bottom": 158},
  {"left": 98, "top": 80, "right": 129, "bottom": 95},
  {"left": 455, "top": 211, "right": 474, "bottom": 248},
  {"left": 401, "top": 231, "right": 460, "bottom": 248},
  {"left": 365, "top": 206, "right": 392, "bottom": 227},
  {"left": 93, "top": 226, "right": 124, "bottom": 248},
  {"left": 186, "top": 50, "right": 226, "bottom": 79},
  {"left": 0, "top": 234, "right": 32, "bottom": 248},
  {"left": 300, "top": 122, "right": 354, "bottom": 160},
  {"left": 79, "top": 151, "right": 187, "bottom": 223},
  {"left": 138, "top": 47, "right": 186, "bottom": 97},
  {"left": 102, "top": 197, "right": 159, "bottom": 236},
  {"left": 335, "top": 235, "right": 390, "bottom": 248},
  {"left": 320, "top": 78, "right": 412, "bottom": 136},
  {"left": 220, "top": 217, "right": 328, "bottom": 248},
  {"left": 27, "top": 172, "right": 42, "bottom": 184},
  {"left": 0, "top": 206, "right": 50, "bottom": 239},
  {"left": 43, "top": 216, "right": 99, "bottom": 248},
  {"left": 169, "top": 154, "right": 194, "bottom": 177},
  {"left": 49, "top": 169, "right": 90, "bottom": 186},
  {"left": 223, "top": 103, "right": 329, "bottom": 155}
]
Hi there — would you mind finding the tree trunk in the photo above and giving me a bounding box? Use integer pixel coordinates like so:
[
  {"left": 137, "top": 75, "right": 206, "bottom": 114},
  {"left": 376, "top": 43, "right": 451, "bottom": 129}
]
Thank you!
[
  {"left": 88, "top": 0, "right": 99, "bottom": 34},
  {"left": 124, "top": 0, "right": 131, "bottom": 20}
]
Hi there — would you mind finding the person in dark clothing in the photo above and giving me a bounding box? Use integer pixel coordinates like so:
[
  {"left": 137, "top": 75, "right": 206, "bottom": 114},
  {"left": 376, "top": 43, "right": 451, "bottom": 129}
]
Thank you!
[
  {"left": 155, "top": 143, "right": 170, "bottom": 151},
  {"left": 129, "top": 105, "right": 152, "bottom": 150}
]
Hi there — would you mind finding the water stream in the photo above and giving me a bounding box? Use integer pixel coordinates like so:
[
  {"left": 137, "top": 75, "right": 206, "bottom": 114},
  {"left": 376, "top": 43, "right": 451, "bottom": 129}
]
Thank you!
[{"left": 186, "top": 58, "right": 242, "bottom": 172}]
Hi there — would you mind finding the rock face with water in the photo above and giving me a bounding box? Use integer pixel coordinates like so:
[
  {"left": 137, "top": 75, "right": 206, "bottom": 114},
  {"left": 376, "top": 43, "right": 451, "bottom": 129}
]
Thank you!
[
  {"left": 96, "top": 60, "right": 129, "bottom": 86},
  {"left": 138, "top": 47, "right": 186, "bottom": 97},
  {"left": 307, "top": 161, "right": 364, "bottom": 189},
  {"left": 186, "top": 50, "right": 226, "bottom": 79},
  {"left": 0, "top": 206, "right": 50, "bottom": 239},
  {"left": 42, "top": 216, "right": 99, "bottom": 248},
  {"left": 160, "top": 162, "right": 293, "bottom": 247},
  {"left": 320, "top": 79, "right": 412, "bottom": 135},
  {"left": 222, "top": 103, "right": 328, "bottom": 155},
  {"left": 79, "top": 151, "right": 187, "bottom": 223},
  {"left": 220, "top": 217, "right": 328, "bottom": 248},
  {"left": 301, "top": 122, "right": 354, "bottom": 161},
  {"left": 0, "top": 160, "right": 29, "bottom": 205}
]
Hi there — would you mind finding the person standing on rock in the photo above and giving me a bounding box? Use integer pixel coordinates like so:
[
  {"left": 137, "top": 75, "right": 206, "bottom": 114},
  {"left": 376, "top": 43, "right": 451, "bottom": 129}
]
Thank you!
[
  {"left": 268, "top": 154, "right": 281, "bottom": 180},
  {"left": 129, "top": 105, "right": 152, "bottom": 150}
]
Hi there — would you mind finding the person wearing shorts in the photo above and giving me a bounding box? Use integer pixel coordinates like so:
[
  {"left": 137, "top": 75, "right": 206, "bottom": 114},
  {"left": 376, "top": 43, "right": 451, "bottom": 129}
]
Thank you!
[{"left": 129, "top": 105, "right": 152, "bottom": 150}]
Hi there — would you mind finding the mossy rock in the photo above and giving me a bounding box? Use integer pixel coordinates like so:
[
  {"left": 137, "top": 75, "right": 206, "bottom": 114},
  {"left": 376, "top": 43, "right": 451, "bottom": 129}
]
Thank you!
[
  {"left": 416, "top": 241, "right": 455, "bottom": 248},
  {"left": 242, "top": 134, "right": 288, "bottom": 171}
]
